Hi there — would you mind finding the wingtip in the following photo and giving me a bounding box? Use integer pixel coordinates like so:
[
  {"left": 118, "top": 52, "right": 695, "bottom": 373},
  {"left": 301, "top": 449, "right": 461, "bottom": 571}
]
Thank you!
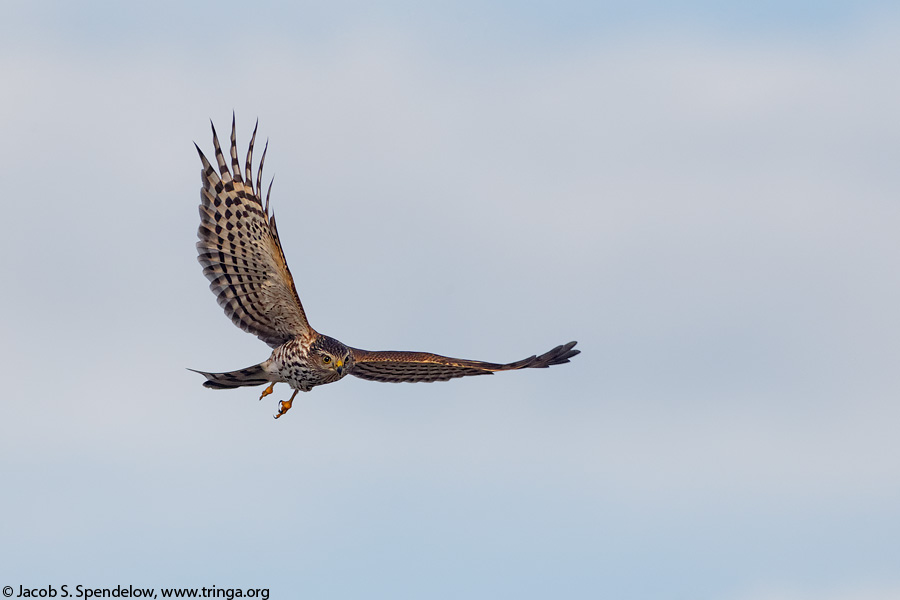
[
  {"left": 558, "top": 341, "right": 580, "bottom": 359},
  {"left": 533, "top": 340, "right": 580, "bottom": 368},
  {"left": 209, "top": 120, "right": 221, "bottom": 148}
]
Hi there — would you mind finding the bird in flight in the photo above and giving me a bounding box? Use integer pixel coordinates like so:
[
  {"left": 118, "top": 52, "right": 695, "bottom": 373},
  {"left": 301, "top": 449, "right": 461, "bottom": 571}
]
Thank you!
[{"left": 191, "top": 117, "right": 579, "bottom": 418}]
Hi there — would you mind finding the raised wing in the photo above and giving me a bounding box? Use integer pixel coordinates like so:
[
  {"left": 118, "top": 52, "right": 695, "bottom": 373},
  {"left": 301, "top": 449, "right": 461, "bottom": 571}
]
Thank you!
[
  {"left": 196, "top": 117, "right": 313, "bottom": 348},
  {"left": 348, "top": 341, "right": 579, "bottom": 383}
]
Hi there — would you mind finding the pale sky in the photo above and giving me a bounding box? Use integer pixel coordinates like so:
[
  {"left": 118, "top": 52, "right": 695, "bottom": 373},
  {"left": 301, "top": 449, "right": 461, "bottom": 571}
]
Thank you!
[{"left": 2, "top": 1, "right": 900, "bottom": 599}]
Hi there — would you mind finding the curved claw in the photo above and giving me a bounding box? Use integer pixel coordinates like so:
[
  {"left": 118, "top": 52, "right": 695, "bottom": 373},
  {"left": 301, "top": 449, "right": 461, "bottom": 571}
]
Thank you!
[
  {"left": 273, "top": 389, "right": 299, "bottom": 420},
  {"left": 260, "top": 382, "right": 275, "bottom": 401}
]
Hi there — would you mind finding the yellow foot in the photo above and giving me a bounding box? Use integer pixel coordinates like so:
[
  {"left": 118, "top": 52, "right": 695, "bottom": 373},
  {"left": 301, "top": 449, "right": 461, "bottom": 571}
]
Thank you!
[
  {"left": 259, "top": 382, "right": 275, "bottom": 401},
  {"left": 274, "top": 399, "right": 293, "bottom": 419},
  {"left": 274, "top": 390, "right": 299, "bottom": 420}
]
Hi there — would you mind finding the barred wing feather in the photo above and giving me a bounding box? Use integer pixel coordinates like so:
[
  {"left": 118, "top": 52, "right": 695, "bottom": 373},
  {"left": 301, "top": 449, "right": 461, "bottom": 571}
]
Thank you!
[
  {"left": 196, "top": 117, "right": 312, "bottom": 348},
  {"left": 348, "top": 342, "right": 579, "bottom": 383}
]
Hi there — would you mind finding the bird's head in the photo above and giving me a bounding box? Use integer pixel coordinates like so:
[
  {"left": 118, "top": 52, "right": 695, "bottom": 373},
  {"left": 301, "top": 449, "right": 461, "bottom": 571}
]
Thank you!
[{"left": 310, "top": 335, "right": 354, "bottom": 379}]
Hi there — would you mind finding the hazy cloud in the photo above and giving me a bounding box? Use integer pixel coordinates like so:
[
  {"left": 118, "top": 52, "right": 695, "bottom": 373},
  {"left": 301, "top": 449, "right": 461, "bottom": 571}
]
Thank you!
[{"left": 2, "top": 4, "right": 900, "bottom": 598}]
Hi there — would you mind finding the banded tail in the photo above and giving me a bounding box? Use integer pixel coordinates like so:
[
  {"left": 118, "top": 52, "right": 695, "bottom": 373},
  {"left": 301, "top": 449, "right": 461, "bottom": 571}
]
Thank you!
[{"left": 189, "top": 364, "right": 269, "bottom": 389}]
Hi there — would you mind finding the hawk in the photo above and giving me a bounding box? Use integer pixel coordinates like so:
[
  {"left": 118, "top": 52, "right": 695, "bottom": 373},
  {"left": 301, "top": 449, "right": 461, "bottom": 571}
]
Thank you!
[{"left": 191, "top": 117, "right": 579, "bottom": 418}]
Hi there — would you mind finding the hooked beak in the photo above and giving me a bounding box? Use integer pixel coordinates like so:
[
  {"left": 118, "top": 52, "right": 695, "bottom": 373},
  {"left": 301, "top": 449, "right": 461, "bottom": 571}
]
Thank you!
[{"left": 335, "top": 359, "right": 344, "bottom": 375}]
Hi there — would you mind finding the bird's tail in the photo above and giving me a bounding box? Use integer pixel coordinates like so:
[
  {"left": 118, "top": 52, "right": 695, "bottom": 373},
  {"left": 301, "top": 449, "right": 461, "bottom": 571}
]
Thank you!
[{"left": 189, "top": 363, "right": 269, "bottom": 389}]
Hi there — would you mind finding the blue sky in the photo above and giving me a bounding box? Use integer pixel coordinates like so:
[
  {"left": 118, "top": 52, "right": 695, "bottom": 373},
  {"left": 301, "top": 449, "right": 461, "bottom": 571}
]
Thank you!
[{"left": 2, "top": 1, "right": 900, "bottom": 599}]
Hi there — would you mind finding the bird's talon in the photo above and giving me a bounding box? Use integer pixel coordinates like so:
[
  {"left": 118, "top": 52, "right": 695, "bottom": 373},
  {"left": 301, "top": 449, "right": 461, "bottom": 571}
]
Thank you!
[
  {"left": 274, "top": 398, "right": 293, "bottom": 419},
  {"left": 273, "top": 389, "right": 299, "bottom": 419},
  {"left": 259, "top": 383, "right": 275, "bottom": 401}
]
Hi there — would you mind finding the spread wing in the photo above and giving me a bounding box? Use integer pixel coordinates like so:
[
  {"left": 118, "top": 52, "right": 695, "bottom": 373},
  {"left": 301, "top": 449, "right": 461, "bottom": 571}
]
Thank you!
[
  {"left": 348, "top": 341, "right": 579, "bottom": 383},
  {"left": 196, "top": 117, "right": 313, "bottom": 348}
]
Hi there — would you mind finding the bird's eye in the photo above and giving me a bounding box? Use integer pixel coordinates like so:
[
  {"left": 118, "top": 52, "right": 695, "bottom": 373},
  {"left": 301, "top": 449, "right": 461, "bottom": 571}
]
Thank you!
[{"left": 322, "top": 355, "right": 331, "bottom": 363}]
